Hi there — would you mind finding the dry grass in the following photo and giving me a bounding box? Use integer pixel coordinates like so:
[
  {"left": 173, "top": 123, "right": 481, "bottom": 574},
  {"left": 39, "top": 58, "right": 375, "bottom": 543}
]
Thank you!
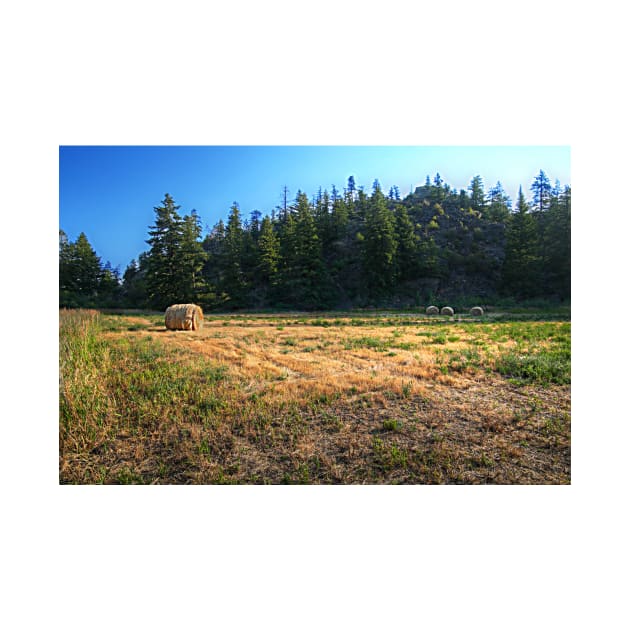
[{"left": 60, "top": 310, "right": 570, "bottom": 484}]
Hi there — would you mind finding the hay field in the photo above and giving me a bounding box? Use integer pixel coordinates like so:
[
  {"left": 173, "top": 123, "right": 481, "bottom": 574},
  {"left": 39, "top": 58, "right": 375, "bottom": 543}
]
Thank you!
[{"left": 59, "top": 309, "right": 570, "bottom": 484}]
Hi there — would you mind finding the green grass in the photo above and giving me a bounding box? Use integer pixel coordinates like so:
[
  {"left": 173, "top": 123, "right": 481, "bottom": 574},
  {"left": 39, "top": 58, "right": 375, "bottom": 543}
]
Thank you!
[
  {"left": 98, "top": 314, "right": 162, "bottom": 332},
  {"left": 372, "top": 436, "right": 409, "bottom": 470},
  {"left": 381, "top": 419, "right": 399, "bottom": 431},
  {"left": 59, "top": 309, "right": 112, "bottom": 446},
  {"left": 60, "top": 309, "right": 232, "bottom": 482},
  {"left": 431, "top": 334, "right": 447, "bottom": 345},
  {"left": 60, "top": 308, "right": 570, "bottom": 484},
  {"left": 343, "top": 336, "right": 389, "bottom": 351},
  {"left": 445, "top": 347, "right": 483, "bottom": 373},
  {"left": 495, "top": 348, "right": 570, "bottom": 385}
]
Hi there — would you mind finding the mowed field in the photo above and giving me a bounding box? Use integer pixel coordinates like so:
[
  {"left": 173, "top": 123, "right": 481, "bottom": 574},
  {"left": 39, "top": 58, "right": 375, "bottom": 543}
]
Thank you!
[{"left": 59, "top": 309, "right": 570, "bottom": 484}]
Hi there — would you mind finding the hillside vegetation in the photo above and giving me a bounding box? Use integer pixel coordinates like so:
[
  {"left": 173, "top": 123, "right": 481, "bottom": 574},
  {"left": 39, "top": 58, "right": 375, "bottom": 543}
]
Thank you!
[{"left": 59, "top": 171, "right": 570, "bottom": 311}]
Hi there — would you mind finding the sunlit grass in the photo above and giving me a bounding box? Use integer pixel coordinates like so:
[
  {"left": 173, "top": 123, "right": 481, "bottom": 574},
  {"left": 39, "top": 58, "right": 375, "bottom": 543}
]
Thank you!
[{"left": 60, "top": 309, "right": 571, "bottom": 484}]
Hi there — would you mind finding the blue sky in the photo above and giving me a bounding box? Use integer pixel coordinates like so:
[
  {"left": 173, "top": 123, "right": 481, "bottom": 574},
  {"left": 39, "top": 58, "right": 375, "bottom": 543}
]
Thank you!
[{"left": 59, "top": 146, "right": 570, "bottom": 272}]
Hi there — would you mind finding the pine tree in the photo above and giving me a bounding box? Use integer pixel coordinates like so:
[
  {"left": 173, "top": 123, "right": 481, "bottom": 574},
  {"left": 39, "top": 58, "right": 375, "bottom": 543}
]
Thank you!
[
  {"left": 543, "top": 184, "right": 571, "bottom": 298},
  {"left": 278, "top": 209, "right": 297, "bottom": 275},
  {"left": 248, "top": 210, "right": 262, "bottom": 240},
  {"left": 530, "top": 169, "right": 552, "bottom": 214},
  {"left": 179, "top": 210, "right": 207, "bottom": 303},
  {"left": 363, "top": 185, "right": 397, "bottom": 297},
  {"left": 98, "top": 261, "right": 121, "bottom": 306},
  {"left": 328, "top": 191, "right": 351, "bottom": 294},
  {"left": 277, "top": 192, "right": 328, "bottom": 308},
  {"left": 222, "top": 202, "right": 247, "bottom": 307},
  {"left": 468, "top": 175, "right": 486, "bottom": 213},
  {"left": 394, "top": 204, "right": 418, "bottom": 282},
  {"left": 122, "top": 257, "right": 149, "bottom": 307},
  {"left": 201, "top": 219, "right": 228, "bottom": 306},
  {"left": 59, "top": 230, "right": 75, "bottom": 301},
  {"left": 59, "top": 231, "right": 104, "bottom": 306},
  {"left": 314, "top": 188, "right": 333, "bottom": 256},
  {"left": 502, "top": 187, "right": 542, "bottom": 298},
  {"left": 278, "top": 185, "right": 291, "bottom": 221},
  {"left": 330, "top": 191, "right": 349, "bottom": 241},
  {"left": 257, "top": 215, "right": 280, "bottom": 287},
  {"left": 417, "top": 235, "right": 442, "bottom": 277},
  {"left": 241, "top": 221, "right": 260, "bottom": 304},
  {"left": 432, "top": 173, "right": 445, "bottom": 202},
  {"left": 354, "top": 187, "right": 368, "bottom": 224},
  {"left": 486, "top": 181, "right": 512, "bottom": 222},
  {"left": 73, "top": 232, "right": 102, "bottom": 296},
  {"left": 346, "top": 175, "right": 357, "bottom": 202},
  {"left": 145, "top": 193, "right": 185, "bottom": 309}
]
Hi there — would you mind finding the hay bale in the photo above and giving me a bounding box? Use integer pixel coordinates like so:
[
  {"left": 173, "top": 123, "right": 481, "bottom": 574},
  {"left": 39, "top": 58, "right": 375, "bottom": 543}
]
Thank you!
[
  {"left": 426, "top": 305, "right": 439, "bottom": 315},
  {"left": 165, "top": 304, "right": 203, "bottom": 331},
  {"left": 440, "top": 306, "right": 454, "bottom": 316},
  {"left": 470, "top": 306, "right": 484, "bottom": 316}
]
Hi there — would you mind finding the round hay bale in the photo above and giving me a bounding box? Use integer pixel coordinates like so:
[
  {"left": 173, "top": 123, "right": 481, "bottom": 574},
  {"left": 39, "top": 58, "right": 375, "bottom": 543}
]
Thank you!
[
  {"left": 426, "top": 305, "right": 439, "bottom": 315},
  {"left": 470, "top": 306, "right": 484, "bottom": 316},
  {"left": 165, "top": 304, "right": 204, "bottom": 331},
  {"left": 440, "top": 306, "right": 454, "bottom": 316}
]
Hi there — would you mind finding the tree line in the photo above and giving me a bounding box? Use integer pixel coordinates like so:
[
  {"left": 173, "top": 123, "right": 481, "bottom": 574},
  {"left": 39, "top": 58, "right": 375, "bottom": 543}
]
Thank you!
[{"left": 59, "top": 170, "right": 570, "bottom": 310}]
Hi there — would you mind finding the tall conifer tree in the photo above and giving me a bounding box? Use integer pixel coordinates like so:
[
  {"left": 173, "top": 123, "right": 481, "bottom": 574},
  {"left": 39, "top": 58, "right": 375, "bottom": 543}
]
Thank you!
[
  {"left": 502, "top": 187, "right": 541, "bottom": 297},
  {"left": 222, "top": 203, "right": 247, "bottom": 306},
  {"left": 468, "top": 175, "right": 486, "bottom": 213},
  {"left": 145, "top": 193, "right": 185, "bottom": 309},
  {"left": 363, "top": 184, "right": 397, "bottom": 298},
  {"left": 530, "top": 169, "right": 552, "bottom": 214},
  {"left": 486, "top": 181, "right": 512, "bottom": 222},
  {"left": 179, "top": 210, "right": 207, "bottom": 303},
  {"left": 257, "top": 215, "right": 280, "bottom": 287},
  {"left": 394, "top": 204, "right": 418, "bottom": 281}
]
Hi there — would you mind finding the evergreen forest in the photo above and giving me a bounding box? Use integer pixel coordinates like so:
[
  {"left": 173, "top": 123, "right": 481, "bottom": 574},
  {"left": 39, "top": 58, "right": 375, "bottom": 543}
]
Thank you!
[{"left": 59, "top": 170, "right": 570, "bottom": 311}]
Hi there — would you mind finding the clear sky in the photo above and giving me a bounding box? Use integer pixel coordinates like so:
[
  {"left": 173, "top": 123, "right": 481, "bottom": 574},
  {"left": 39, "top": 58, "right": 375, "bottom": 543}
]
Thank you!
[{"left": 59, "top": 145, "right": 570, "bottom": 272}]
